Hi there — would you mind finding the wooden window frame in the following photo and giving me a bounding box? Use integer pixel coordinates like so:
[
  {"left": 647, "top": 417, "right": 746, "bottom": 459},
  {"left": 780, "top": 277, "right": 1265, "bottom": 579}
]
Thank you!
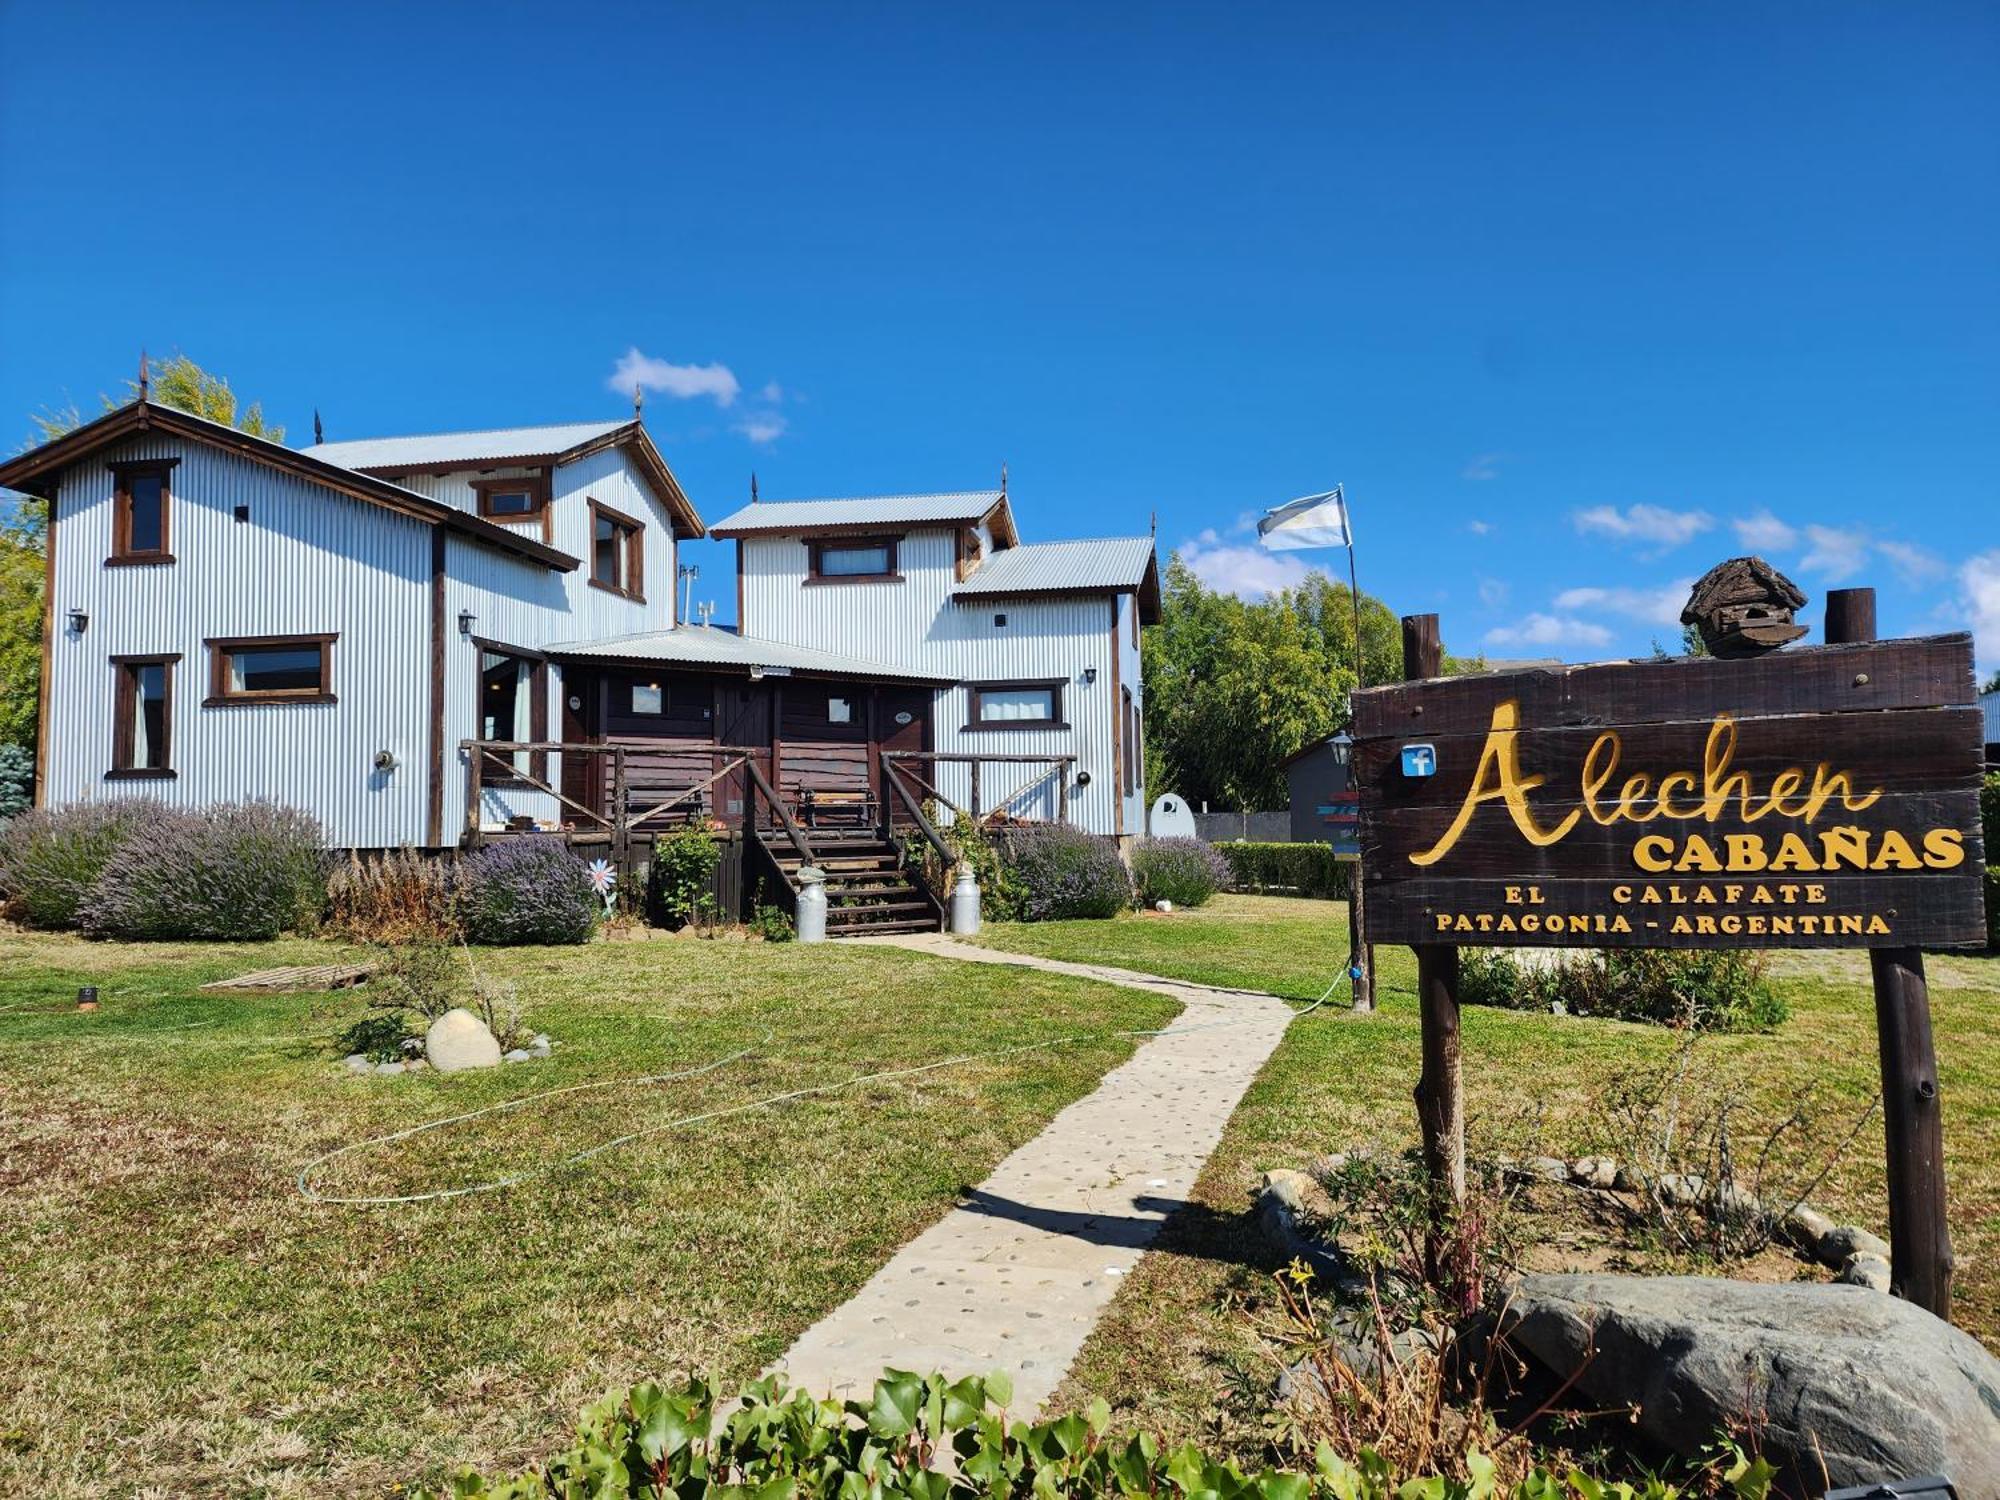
[
  {"left": 470, "top": 473, "right": 553, "bottom": 542},
  {"left": 965, "top": 678, "right": 1067, "bottom": 732},
  {"left": 204, "top": 633, "right": 337, "bottom": 707},
  {"left": 586, "top": 498, "right": 646, "bottom": 602},
  {"left": 473, "top": 637, "right": 549, "bottom": 786},
  {"left": 806, "top": 534, "right": 902, "bottom": 584},
  {"left": 955, "top": 526, "right": 985, "bottom": 583},
  {"left": 108, "top": 652, "right": 181, "bottom": 779},
  {"left": 106, "top": 457, "right": 179, "bottom": 567},
  {"left": 1122, "top": 686, "right": 1138, "bottom": 794}
]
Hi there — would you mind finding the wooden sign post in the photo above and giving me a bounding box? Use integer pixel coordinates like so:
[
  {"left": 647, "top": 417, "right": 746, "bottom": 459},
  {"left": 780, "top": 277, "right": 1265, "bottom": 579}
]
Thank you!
[{"left": 1354, "top": 579, "right": 1985, "bottom": 1321}]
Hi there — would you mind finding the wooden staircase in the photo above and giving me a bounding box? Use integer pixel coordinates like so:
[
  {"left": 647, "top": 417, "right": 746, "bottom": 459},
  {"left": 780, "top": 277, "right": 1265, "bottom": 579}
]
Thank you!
[{"left": 758, "top": 829, "right": 944, "bottom": 936}]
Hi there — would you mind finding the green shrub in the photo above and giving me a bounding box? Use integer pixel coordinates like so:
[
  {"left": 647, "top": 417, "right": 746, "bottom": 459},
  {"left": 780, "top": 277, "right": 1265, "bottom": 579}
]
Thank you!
[
  {"left": 417, "top": 1367, "right": 1773, "bottom": 1500},
  {"left": 1986, "top": 865, "right": 1999, "bottom": 951},
  {"left": 994, "top": 823, "right": 1130, "bottom": 920},
  {"left": 1130, "top": 836, "right": 1229, "bottom": 908},
  {"left": 648, "top": 824, "right": 721, "bottom": 927},
  {"left": 1458, "top": 946, "right": 1785, "bottom": 1032},
  {"left": 1982, "top": 770, "right": 1999, "bottom": 854},
  {"left": 0, "top": 801, "right": 164, "bottom": 929},
  {"left": 0, "top": 744, "right": 32, "bottom": 820},
  {"left": 458, "top": 837, "right": 598, "bottom": 945},
  {"left": 748, "top": 883, "right": 793, "bottom": 942},
  {"left": 1213, "top": 840, "right": 1350, "bottom": 899},
  {"left": 78, "top": 801, "right": 328, "bottom": 941},
  {"left": 947, "top": 812, "right": 1025, "bottom": 922}
]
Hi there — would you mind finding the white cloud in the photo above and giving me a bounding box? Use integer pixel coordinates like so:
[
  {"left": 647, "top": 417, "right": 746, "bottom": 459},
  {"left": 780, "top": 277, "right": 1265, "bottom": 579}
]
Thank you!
[
  {"left": 1484, "top": 614, "right": 1614, "bottom": 649},
  {"left": 1466, "top": 519, "right": 1493, "bottom": 536},
  {"left": 606, "top": 347, "right": 741, "bottom": 406},
  {"left": 1552, "top": 579, "right": 1692, "bottom": 627},
  {"left": 1731, "top": 509, "right": 1796, "bottom": 552},
  {"left": 1477, "top": 578, "right": 1509, "bottom": 609},
  {"left": 1573, "top": 503, "right": 1714, "bottom": 552},
  {"left": 1462, "top": 453, "right": 1505, "bottom": 482},
  {"left": 733, "top": 411, "right": 787, "bottom": 445},
  {"left": 759, "top": 380, "right": 785, "bottom": 404},
  {"left": 1962, "top": 551, "right": 2000, "bottom": 673},
  {"left": 1799, "top": 524, "right": 1869, "bottom": 581},
  {"left": 1178, "top": 538, "right": 1308, "bottom": 600},
  {"left": 1874, "top": 538, "right": 1945, "bottom": 585}
]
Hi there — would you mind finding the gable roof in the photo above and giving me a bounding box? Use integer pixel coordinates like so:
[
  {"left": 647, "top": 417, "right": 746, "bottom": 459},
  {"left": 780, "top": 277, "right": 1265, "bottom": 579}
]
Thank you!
[
  {"left": 544, "top": 626, "right": 955, "bottom": 683},
  {"left": 0, "top": 401, "right": 577, "bottom": 571},
  {"left": 709, "top": 490, "right": 1017, "bottom": 546},
  {"left": 303, "top": 417, "right": 704, "bottom": 538},
  {"left": 953, "top": 536, "right": 1161, "bottom": 622}
]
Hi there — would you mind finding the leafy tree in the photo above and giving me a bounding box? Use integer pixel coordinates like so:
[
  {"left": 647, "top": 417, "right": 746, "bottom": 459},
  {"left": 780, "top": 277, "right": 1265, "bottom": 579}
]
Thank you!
[
  {"left": 1983, "top": 668, "right": 2000, "bottom": 694},
  {"left": 1141, "top": 556, "right": 1453, "bottom": 810},
  {"left": 1, "top": 356, "right": 282, "bottom": 755}
]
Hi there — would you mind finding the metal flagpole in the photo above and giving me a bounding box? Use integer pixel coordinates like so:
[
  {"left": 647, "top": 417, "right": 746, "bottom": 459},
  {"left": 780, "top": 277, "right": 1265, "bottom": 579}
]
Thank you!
[{"left": 1337, "top": 488, "right": 1373, "bottom": 1012}]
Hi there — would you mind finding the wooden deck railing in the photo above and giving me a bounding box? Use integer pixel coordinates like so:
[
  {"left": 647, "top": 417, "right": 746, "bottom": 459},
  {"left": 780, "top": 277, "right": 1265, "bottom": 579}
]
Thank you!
[{"left": 881, "top": 750, "right": 1076, "bottom": 827}]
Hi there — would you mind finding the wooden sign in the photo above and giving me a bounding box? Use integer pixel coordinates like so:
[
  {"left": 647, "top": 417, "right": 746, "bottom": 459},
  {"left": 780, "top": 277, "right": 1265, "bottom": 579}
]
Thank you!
[{"left": 1352, "top": 634, "right": 1987, "bottom": 949}]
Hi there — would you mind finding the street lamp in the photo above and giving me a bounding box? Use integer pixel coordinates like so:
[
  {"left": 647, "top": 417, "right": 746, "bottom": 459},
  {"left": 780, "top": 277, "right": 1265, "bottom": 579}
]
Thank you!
[{"left": 1325, "top": 730, "right": 1371, "bottom": 1012}]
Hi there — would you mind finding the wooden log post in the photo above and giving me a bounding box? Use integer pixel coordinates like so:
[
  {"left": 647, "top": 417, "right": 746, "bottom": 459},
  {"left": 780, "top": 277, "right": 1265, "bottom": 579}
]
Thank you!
[
  {"left": 1825, "top": 586, "right": 1954, "bottom": 1319},
  {"left": 1402, "top": 613, "right": 1467, "bottom": 1286}
]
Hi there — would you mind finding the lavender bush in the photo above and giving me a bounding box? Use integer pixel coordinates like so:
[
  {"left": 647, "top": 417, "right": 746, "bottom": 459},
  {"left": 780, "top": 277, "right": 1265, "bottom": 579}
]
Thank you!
[
  {"left": 0, "top": 800, "right": 168, "bottom": 929},
  {"left": 457, "top": 836, "right": 598, "bottom": 945},
  {"left": 79, "top": 801, "right": 329, "bottom": 940},
  {"left": 995, "top": 824, "right": 1131, "bottom": 921},
  {"left": 1130, "top": 836, "right": 1229, "bottom": 909}
]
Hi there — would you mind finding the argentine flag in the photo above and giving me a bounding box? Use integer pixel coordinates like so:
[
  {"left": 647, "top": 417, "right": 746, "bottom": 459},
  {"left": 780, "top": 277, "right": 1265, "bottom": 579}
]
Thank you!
[{"left": 1257, "top": 486, "right": 1352, "bottom": 552}]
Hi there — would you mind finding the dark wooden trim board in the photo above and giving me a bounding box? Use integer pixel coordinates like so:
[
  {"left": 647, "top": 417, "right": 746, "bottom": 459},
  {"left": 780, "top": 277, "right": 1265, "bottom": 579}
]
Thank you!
[
  {"left": 203, "top": 632, "right": 338, "bottom": 707},
  {"left": 427, "top": 525, "right": 447, "bottom": 847},
  {"left": 806, "top": 533, "right": 903, "bottom": 583},
  {"left": 586, "top": 497, "right": 646, "bottom": 602},
  {"left": 34, "top": 491, "right": 55, "bottom": 807},
  {"left": 1108, "top": 597, "right": 1124, "bottom": 834},
  {"left": 109, "top": 651, "right": 180, "bottom": 776},
  {"left": 471, "top": 472, "right": 554, "bottom": 542},
  {"left": 965, "top": 678, "right": 1067, "bottom": 731},
  {"left": 107, "top": 456, "right": 178, "bottom": 565},
  {"left": 734, "top": 539, "right": 744, "bottom": 630}
]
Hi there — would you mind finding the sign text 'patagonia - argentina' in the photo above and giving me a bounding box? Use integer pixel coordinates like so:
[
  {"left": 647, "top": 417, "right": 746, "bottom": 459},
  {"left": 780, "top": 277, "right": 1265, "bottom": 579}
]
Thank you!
[{"left": 1352, "top": 634, "right": 1988, "bottom": 949}]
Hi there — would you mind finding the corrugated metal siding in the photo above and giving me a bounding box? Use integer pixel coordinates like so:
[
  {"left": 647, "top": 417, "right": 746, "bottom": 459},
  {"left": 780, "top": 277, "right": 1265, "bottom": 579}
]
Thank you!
[
  {"left": 549, "top": 445, "right": 679, "bottom": 635},
  {"left": 740, "top": 528, "right": 1128, "bottom": 833},
  {"left": 45, "top": 435, "right": 431, "bottom": 847},
  {"left": 955, "top": 537, "right": 1155, "bottom": 596}
]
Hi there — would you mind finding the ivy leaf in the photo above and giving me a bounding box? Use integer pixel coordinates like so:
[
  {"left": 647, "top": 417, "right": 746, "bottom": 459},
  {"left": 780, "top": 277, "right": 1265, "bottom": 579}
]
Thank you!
[
  {"left": 985, "top": 1369, "right": 1013, "bottom": 1409},
  {"left": 864, "top": 1373, "right": 922, "bottom": 1438}
]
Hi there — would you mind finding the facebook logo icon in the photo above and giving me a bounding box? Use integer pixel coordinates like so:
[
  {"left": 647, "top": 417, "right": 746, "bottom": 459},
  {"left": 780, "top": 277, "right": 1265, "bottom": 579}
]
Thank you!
[{"left": 1400, "top": 743, "right": 1437, "bottom": 778}]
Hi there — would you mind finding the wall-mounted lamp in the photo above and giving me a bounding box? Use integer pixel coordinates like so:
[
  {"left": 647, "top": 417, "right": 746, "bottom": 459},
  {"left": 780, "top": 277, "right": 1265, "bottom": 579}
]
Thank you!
[
  {"left": 1081, "top": 666, "right": 1098, "bottom": 685},
  {"left": 65, "top": 606, "right": 88, "bottom": 635},
  {"left": 458, "top": 609, "right": 476, "bottom": 636},
  {"left": 1075, "top": 770, "right": 1093, "bottom": 787},
  {"left": 372, "top": 749, "right": 400, "bottom": 772}
]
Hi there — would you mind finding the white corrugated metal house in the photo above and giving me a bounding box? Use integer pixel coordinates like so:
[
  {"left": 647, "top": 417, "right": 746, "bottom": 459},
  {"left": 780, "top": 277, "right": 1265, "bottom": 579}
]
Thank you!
[{"left": 4, "top": 398, "right": 1157, "bottom": 933}]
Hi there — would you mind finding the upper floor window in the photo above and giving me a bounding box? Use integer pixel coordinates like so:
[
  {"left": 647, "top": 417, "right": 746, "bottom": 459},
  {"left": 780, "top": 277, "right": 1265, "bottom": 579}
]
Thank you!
[
  {"left": 471, "top": 474, "right": 551, "bottom": 540},
  {"left": 205, "top": 633, "right": 336, "bottom": 706},
  {"left": 107, "top": 458, "right": 178, "bottom": 565},
  {"left": 589, "top": 500, "right": 645, "bottom": 600},
  {"left": 808, "top": 535, "right": 899, "bottom": 583},
  {"left": 967, "top": 680, "right": 1065, "bottom": 730},
  {"left": 110, "top": 653, "right": 178, "bottom": 778}
]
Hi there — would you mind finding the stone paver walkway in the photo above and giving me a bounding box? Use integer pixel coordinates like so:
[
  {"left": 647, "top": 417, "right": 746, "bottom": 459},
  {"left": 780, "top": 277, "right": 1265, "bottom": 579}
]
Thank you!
[{"left": 771, "top": 934, "right": 1298, "bottom": 1413}]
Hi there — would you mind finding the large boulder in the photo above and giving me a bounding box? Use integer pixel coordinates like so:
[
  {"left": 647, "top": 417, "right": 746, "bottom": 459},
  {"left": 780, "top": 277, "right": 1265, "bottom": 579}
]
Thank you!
[
  {"left": 425, "top": 1008, "right": 502, "bottom": 1073},
  {"left": 1493, "top": 1274, "right": 2000, "bottom": 1493}
]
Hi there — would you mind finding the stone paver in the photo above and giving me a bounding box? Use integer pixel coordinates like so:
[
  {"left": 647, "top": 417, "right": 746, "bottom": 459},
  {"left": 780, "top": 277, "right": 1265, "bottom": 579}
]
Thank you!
[{"left": 771, "top": 934, "right": 1298, "bottom": 1413}]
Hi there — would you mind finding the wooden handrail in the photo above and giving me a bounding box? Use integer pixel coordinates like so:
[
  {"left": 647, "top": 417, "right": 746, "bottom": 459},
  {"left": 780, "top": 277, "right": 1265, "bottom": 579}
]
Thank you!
[
  {"left": 883, "top": 760, "right": 955, "bottom": 870},
  {"left": 463, "top": 741, "right": 615, "bottom": 832},
  {"left": 744, "top": 756, "right": 815, "bottom": 866},
  {"left": 625, "top": 754, "right": 750, "bottom": 828}
]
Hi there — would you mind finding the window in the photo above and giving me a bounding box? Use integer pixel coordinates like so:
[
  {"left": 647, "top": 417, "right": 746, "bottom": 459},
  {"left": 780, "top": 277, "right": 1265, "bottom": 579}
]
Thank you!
[
  {"left": 631, "top": 681, "right": 663, "bottom": 714},
  {"left": 807, "top": 535, "right": 900, "bottom": 582},
  {"left": 477, "top": 643, "right": 547, "bottom": 782},
  {"left": 588, "top": 499, "right": 645, "bottom": 600},
  {"left": 956, "top": 527, "right": 984, "bottom": 582},
  {"left": 204, "top": 634, "right": 335, "bottom": 706},
  {"left": 110, "top": 653, "right": 178, "bottom": 778},
  {"left": 828, "top": 696, "right": 853, "bottom": 724},
  {"left": 967, "top": 680, "right": 1065, "bottom": 730},
  {"left": 471, "top": 474, "right": 552, "bottom": 539},
  {"left": 1122, "top": 687, "right": 1138, "bottom": 793},
  {"left": 108, "top": 458, "right": 178, "bottom": 565}
]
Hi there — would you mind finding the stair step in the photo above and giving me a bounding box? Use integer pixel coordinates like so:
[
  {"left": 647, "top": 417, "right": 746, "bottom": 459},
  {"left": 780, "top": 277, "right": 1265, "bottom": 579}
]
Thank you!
[
  {"left": 827, "top": 897, "right": 934, "bottom": 917},
  {"left": 829, "top": 918, "right": 939, "bottom": 937}
]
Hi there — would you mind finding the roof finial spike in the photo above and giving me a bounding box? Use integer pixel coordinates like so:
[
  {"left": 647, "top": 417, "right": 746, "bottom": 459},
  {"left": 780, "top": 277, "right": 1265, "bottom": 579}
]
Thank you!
[
  {"left": 751, "top": 471, "right": 759, "bottom": 503},
  {"left": 1150, "top": 510, "right": 1158, "bottom": 538},
  {"left": 313, "top": 409, "right": 324, "bottom": 445},
  {"left": 633, "top": 385, "right": 644, "bottom": 420},
  {"left": 1001, "top": 461, "right": 1008, "bottom": 498},
  {"left": 137, "top": 349, "right": 149, "bottom": 403}
]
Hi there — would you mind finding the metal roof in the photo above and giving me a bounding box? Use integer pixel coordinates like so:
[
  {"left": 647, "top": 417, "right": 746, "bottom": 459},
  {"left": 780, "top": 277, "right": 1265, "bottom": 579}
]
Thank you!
[
  {"left": 709, "top": 490, "right": 1008, "bottom": 537},
  {"left": 543, "top": 626, "right": 955, "bottom": 683},
  {"left": 301, "top": 420, "right": 630, "bottom": 471},
  {"left": 952, "top": 536, "right": 1161, "bottom": 622}
]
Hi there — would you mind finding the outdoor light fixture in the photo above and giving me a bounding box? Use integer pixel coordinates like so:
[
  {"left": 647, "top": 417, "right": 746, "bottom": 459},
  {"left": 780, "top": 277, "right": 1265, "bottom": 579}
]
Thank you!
[
  {"left": 458, "top": 609, "right": 476, "bottom": 636},
  {"left": 76, "top": 986, "right": 98, "bottom": 1012},
  {"left": 1082, "top": 666, "right": 1098, "bottom": 684},
  {"left": 1328, "top": 730, "right": 1353, "bottom": 773},
  {"left": 66, "top": 606, "right": 87, "bottom": 634},
  {"left": 1075, "top": 770, "right": 1092, "bottom": 787}
]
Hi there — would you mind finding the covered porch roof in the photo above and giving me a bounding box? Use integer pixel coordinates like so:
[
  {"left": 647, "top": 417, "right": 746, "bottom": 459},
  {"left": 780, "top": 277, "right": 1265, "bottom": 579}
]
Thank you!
[{"left": 543, "top": 626, "right": 954, "bottom": 684}]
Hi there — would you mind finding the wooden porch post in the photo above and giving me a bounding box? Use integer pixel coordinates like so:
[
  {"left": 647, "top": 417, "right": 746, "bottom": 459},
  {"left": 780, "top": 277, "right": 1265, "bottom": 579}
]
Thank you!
[{"left": 464, "top": 741, "right": 484, "bottom": 847}]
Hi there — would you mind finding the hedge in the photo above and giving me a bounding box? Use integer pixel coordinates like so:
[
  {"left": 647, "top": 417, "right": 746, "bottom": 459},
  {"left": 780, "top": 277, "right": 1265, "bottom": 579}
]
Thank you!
[
  {"left": 1212, "top": 841, "right": 1350, "bottom": 900},
  {"left": 1987, "top": 864, "right": 1999, "bottom": 951}
]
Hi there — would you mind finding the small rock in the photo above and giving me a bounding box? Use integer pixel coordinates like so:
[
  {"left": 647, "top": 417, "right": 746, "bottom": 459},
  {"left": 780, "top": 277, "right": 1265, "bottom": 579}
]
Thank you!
[
  {"left": 1569, "top": 1156, "right": 1618, "bottom": 1189},
  {"left": 1260, "top": 1168, "right": 1335, "bottom": 1222},
  {"left": 504, "top": 1048, "right": 531, "bottom": 1063},
  {"left": 343, "top": 1053, "right": 371, "bottom": 1073},
  {"left": 426, "top": 1007, "right": 502, "bottom": 1073},
  {"left": 1821, "top": 1223, "right": 1891, "bottom": 1264},
  {"left": 374, "top": 1061, "right": 406, "bottom": 1076},
  {"left": 1155, "top": 899, "right": 1173, "bottom": 913},
  {"left": 528, "top": 1035, "right": 552, "bottom": 1058},
  {"left": 1785, "top": 1203, "right": 1836, "bottom": 1253},
  {"left": 405, "top": 1058, "right": 428, "bottom": 1072},
  {"left": 1712, "top": 1183, "right": 1763, "bottom": 1220},
  {"left": 1612, "top": 1163, "right": 1640, "bottom": 1192},
  {"left": 1657, "top": 1172, "right": 1707, "bottom": 1206},
  {"left": 1839, "top": 1251, "right": 1893, "bottom": 1293},
  {"left": 1524, "top": 1155, "right": 1569, "bottom": 1184}
]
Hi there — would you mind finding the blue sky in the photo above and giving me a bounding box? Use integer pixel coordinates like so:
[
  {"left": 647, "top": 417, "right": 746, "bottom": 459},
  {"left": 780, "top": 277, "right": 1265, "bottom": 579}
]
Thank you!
[{"left": 3, "top": 2, "right": 1996, "bottom": 672}]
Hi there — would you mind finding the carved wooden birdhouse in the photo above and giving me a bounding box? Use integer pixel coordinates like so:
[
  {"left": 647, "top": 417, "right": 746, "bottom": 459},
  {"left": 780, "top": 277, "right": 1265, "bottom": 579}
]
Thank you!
[{"left": 1680, "top": 555, "right": 1809, "bottom": 658}]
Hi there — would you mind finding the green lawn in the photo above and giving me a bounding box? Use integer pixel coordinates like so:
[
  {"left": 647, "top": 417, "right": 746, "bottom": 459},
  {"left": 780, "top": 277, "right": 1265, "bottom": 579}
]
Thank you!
[
  {"left": 0, "top": 931, "right": 1175, "bottom": 1497},
  {"left": 977, "top": 895, "right": 2000, "bottom": 1435}
]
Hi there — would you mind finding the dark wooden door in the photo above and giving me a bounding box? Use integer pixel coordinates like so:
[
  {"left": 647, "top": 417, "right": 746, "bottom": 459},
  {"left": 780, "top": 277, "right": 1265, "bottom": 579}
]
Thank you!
[
  {"left": 559, "top": 670, "right": 599, "bottom": 822},
  {"left": 716, "top": 683, "right": 771, "bottom": 826},
  {"left": 876, "top": 686, "right": 933, "bottom": 826}
]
